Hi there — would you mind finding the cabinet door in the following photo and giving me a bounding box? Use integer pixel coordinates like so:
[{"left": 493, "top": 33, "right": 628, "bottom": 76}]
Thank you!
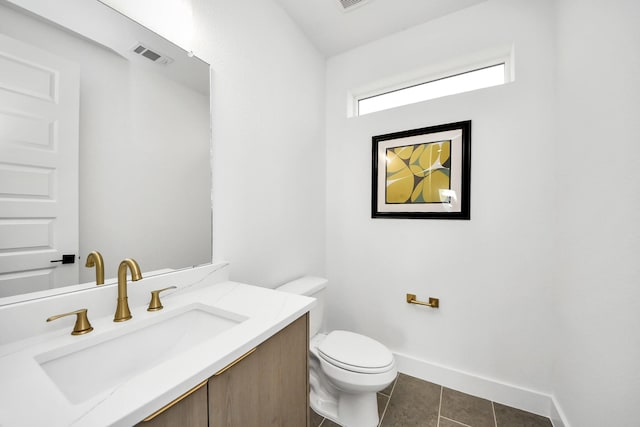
[
  {"left": 138, "top": 380, "right": 208, "bottom": 427},
  {"left": 209, "top": 313, "right": 309, "bottom": 427}
]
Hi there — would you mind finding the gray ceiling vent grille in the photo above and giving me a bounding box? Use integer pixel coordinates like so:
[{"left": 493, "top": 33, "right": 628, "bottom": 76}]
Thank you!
[
  {"left": 130, "top": 43, "right": 174, "bottom": 65},
  {"left": 337, "top": 0, "right": 371, "bottom": 11}
]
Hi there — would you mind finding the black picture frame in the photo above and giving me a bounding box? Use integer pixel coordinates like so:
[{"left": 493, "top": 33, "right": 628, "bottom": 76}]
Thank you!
[{"left": 371, "top": 120, "right": 471, "bottom": 219}]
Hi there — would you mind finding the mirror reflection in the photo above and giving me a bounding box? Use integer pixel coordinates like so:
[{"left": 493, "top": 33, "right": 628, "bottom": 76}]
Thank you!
[{"left": 0, "top": 0, "right": 212, "bottom": 303}]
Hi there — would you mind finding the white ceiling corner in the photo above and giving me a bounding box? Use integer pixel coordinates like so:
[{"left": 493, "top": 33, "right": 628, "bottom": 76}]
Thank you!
[{"left": 273, "top": 0, "right": 488, "bottom": 57}]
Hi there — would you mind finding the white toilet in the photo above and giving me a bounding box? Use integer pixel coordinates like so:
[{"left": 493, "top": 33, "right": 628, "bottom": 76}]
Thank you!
[{"left": 277, "top": 276, "right": 397, "bottom": 427}]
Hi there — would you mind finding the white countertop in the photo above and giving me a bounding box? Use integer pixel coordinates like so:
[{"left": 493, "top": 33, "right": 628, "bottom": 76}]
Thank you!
[{"left": 0, "top": 276, "right": 315, "bottom": 426}]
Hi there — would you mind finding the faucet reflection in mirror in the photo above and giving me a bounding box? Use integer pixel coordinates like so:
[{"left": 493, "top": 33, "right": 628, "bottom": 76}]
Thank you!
[
  {"left": 85, "top": 251, "right": 105, "bottom": 285},
  {"left": 114, "top": 259, "right": 143, "bottom": 322}
]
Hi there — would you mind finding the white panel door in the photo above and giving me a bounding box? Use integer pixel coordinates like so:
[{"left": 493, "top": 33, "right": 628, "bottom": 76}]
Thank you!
[{"left": 0, "top": 34, "right": 79, "bottom": 298}]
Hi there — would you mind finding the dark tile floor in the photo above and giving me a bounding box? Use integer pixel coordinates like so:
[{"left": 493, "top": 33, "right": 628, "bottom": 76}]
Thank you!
[{"left": 311, "top": 373, "right": 553, "bottom": 427}]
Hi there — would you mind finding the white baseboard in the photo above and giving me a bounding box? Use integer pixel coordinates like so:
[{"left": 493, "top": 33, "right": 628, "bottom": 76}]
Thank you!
[
  {"left": 549, "top": 395, "right": 569, "bottom": 427},
  {"left": 393, "top": 351, "right": 569, "bottom": 426}
]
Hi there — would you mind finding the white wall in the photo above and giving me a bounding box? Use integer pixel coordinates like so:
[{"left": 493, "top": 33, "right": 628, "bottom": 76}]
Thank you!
[
  {"left": 553, "top": 0, "right": 640, "bottom": 425},
  {"left": 189, "top": 0, "right": 327, "bottom": 286},
  {"left": 326, "top": 0, "right": 556, "bottom": 402}
]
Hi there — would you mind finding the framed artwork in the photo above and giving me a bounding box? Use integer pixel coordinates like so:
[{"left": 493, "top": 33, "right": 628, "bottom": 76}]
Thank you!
[{"left": 371, "top": 120, "right": 471, "bottom": 219}]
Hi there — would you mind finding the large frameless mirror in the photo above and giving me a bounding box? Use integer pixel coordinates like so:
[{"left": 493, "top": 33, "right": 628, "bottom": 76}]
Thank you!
[{"left": 0, "top": 0, "right": 212, "bottom": 305}]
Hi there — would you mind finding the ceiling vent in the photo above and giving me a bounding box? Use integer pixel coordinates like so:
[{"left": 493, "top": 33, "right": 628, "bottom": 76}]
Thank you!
[
  {"left": 337, "top": 0, "right": 371, "bottom": 11},
  {"left": 130, "top": 43, "right": 174, "bottom": 65}
]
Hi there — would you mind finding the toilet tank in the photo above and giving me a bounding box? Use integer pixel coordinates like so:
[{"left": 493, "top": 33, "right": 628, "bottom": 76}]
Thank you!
[{"left": 276, "top": 276, "right": 327, "bottom": 337}]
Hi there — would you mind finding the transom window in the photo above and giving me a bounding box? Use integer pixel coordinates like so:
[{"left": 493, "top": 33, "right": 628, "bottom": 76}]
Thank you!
[{"left": 356, "top": 62, "right": 508, "bottom": 116}]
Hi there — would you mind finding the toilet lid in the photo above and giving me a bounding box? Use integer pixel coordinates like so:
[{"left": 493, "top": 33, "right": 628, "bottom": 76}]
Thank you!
[{"left": 318, "top": 330, "right": 394, "bottom": 374}]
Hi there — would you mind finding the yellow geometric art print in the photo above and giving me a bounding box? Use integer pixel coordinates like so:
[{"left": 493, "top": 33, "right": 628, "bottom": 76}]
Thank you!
[{"left": 385, "top": 140, "right": 451, "bottom": 204}]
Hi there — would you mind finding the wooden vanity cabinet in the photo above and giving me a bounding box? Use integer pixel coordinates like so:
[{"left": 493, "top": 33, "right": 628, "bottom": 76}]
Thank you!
[
  {"left": 208, "top": 313, "right": 309, "bottom": 427},
  {"left": 140, "top": 313, "right": 309, "bottom": 427},
  {"left": 140, "top": 381, "right": 208, "bottom": 427}
]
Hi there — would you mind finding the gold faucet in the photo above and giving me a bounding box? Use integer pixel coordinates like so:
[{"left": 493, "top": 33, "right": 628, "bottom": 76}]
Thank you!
[
  {"left": 114, "top": 258, "right": 143, "bottom": 322},
  {"left": 85, "top": 251, "right": 104, "bottom": 285}
]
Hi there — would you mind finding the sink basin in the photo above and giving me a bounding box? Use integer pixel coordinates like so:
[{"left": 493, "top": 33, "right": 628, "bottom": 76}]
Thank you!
[{"left": 35, "top": 304, "right": 247, "bottom": 404}]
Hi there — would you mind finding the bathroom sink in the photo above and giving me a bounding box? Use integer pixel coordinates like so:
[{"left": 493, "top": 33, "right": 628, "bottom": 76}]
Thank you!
[{"left": 35, "top": 304, "right": 247, "bottom": 404}]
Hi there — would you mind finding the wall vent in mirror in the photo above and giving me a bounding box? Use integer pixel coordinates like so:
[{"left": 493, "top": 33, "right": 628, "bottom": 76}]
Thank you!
[{"left": 130, "top": 42, "right": 173, "bottom": 65}]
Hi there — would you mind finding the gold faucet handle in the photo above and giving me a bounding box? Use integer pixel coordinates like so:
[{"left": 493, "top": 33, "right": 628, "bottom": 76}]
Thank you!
[
  {"left": 46, "top": 308, "right": 94, "bottom": 335},
  {"left": 147, "top": 286, "right": 177, "bottom": 311}
]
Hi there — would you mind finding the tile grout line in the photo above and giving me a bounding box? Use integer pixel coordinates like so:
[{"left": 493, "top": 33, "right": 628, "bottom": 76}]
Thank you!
[
  {"left": 440, "top": 415, "right": 473, "bottom": 427},
  {"left": 377, "top": 395, "right": 390, "bottom": 427},
  {"left": 378, "top": 376, "right": 398, "bottom": 426},
  {"left": 491, "top": 401, "right": 497, "bottom": 427},
  {"left": 436, "top": 386, "right": 443, "bottom": 427}
]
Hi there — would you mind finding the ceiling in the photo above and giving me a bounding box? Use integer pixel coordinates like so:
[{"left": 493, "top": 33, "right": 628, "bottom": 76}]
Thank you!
[{"left": 272, "top": 0, "right": 487, "bottom": 57}]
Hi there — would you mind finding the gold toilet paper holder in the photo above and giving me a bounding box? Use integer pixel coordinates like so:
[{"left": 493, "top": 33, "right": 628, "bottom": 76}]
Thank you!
[{"left": 406, "top": 293, "right": 439, "bottom": 308}]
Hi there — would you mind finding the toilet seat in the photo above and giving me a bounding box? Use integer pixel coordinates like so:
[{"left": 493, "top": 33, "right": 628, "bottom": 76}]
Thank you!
[{"left": 317, "top": 330, "right": 394, "bottom": 374}]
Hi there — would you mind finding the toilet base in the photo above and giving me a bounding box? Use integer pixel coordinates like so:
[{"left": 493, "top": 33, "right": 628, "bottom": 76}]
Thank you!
[
  {"left": 310, "top": 387, "right": 379, "bottom": 427},
  {"left": 310, "top": 391, "right": 339, "bottom": 424},
  {"left": 310, "top": 359, "right": 340, "bottom": 423},
  {"left": 337, "top": 391, "right": 379, "bottom": 427}
]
